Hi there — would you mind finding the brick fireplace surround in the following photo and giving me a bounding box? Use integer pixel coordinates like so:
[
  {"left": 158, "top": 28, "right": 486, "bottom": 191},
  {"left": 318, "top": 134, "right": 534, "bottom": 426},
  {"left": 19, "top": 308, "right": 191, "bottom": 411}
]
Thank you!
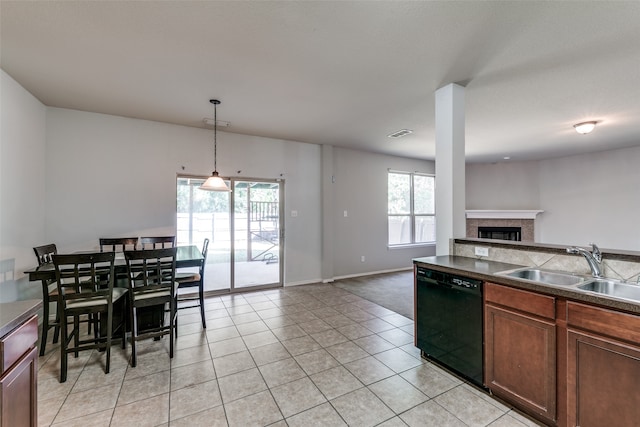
[{"left": 465, "top": 210, "right": 543, "bottom": 242}]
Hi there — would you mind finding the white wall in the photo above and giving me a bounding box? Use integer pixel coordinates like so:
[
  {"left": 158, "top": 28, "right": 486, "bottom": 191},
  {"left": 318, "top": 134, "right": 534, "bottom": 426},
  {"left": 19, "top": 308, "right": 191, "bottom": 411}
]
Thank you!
[
  {"left": 44, "top": 108, "right": 436, "bottom": 286},
  {"left": 330, "top": 147, "right": 436, "bottom": 278},
  {"left": 466, "top": 161, "right": 540, "bottom": 210},
  {"left": 0, "top": 70, "right": 47, "bottom": 302},
  {"left": 467, "top": 146, "right": 640, "bottom": 251},
  {"left": 45, "top": 108, "right": 323, "bottom": 285},
  {"left": 537, "top": 146, "right": 640, "bottom": 249}
]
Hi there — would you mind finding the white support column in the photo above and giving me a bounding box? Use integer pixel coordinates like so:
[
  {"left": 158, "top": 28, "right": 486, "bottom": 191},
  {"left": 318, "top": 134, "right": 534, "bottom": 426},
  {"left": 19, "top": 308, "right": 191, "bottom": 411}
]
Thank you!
[
  {"left": 435, "top": 83, "right": 466, "bottom": 256},
  {"left": 321, "top": 144, "right": 334, "bottom": 282}
]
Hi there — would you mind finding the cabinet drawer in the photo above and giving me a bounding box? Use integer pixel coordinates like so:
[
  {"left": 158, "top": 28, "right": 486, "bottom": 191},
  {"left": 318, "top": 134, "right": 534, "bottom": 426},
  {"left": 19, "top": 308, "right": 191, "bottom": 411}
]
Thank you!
[
  {"left": 485, "top": 282, "right": 555, "bottom": 320},
  {"left": 0, "top": 315, "right": 38, "bottom": 374},
  {"left": 567, "top": 301, "right": 640, "bottom": 344}
]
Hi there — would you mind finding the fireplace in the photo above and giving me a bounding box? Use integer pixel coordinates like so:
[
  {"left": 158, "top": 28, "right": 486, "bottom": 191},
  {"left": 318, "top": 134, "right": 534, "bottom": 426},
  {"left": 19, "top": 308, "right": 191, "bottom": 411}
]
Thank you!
[
  {"left": 466, "top": 210, "right": 543, "bottom": 242},
  {"left": 478, "top": 226, "right": 521, "bottom": 241}
]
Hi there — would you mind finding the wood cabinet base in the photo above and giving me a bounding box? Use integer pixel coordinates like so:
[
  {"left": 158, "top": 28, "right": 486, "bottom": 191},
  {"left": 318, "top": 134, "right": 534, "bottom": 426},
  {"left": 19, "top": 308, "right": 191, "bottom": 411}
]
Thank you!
[
  {"left": 0, "top": 347, "right": 37, "bottom": 427},
  {"left": 567, "top": 302, "right": 640, "bottom": 427}
]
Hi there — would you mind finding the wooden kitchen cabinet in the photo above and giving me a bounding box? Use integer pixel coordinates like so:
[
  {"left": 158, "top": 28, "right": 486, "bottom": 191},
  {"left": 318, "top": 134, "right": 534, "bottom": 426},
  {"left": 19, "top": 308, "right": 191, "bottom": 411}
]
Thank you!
[
  {"left": 0, "top": 314, "right": 38, "bottom": 427},
  {"left": 566, "top": 302, "right": 640, "bottom": 427},
  {"left": 484, "top": 282, "right": 557, "bottom": 424}
]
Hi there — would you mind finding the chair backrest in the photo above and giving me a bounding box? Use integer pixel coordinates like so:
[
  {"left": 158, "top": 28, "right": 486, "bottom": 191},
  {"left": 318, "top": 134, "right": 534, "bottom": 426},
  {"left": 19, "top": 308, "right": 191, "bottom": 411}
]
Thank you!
[
  {"left": 52, "top": 252, "right": 116, "bottom": 309},
  {"left": 200, "top": 238, "right": 210, "bottom": 274},
  {"left": 124, "top": 247, "right": 176, "bottom": 290},
  {"left": 139, "top": 236, "right": 176, "bottom": 250},
  {"left": 34, "top": 243, "right": 58, "bottom": 266},
  {"left": 99, "top": 237, "right": 138, "bottom": 252}
]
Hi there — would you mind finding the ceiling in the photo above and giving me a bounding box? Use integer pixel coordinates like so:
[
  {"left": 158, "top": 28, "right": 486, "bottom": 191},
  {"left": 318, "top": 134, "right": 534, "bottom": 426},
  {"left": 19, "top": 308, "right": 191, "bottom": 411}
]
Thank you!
[{"left": 2, "top": 1, "right": 640, "bottom": 162}]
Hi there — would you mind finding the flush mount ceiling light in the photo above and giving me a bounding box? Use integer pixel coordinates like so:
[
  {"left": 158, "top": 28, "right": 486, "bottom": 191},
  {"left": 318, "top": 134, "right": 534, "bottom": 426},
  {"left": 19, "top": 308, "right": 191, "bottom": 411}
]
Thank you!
[
  {"left": 387, "top": 129, "right": 413, "bottom": 138},
  {"left": 573, "top": 121, "right": 597, "bottom": 135},
  {"left": 200, "top": 99, "right": 231, "bottom": 192}
]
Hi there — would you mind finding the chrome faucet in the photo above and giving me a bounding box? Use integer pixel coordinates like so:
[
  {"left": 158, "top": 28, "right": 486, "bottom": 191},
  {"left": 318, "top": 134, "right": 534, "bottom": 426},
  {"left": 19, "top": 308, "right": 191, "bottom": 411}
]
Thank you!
[{"left": 566, "top": 243, "right": 602, "bottom": 278}]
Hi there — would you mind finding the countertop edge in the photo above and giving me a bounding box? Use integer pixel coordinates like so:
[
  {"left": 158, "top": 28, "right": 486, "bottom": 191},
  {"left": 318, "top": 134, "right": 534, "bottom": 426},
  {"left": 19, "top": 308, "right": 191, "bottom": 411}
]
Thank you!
[
  {"left": 0, "top": 299, "right": 42, "bottom": 338},
  {"left": 414, "top": 256, "right": 640, "bottom": 315}
]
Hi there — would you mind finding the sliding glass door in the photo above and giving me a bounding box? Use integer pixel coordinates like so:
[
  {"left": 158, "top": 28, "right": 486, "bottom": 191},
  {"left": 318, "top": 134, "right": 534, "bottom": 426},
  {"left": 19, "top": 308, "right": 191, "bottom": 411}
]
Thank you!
[
  {"left": 233, "top": 180, "right": 282, "bottom": 289},
  {"left": 177, "top": 176, "right": 283, "bottom": 293}
]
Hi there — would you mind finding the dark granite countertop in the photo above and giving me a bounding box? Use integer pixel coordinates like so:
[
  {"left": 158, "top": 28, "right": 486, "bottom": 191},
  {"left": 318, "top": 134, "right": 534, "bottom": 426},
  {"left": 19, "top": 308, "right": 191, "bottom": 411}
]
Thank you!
[
  {"left": 0, "top": 299, "right": 41, "bottom": 338},
  {"left": 414, "top": 255, "right": 640, "bottom": 315}
]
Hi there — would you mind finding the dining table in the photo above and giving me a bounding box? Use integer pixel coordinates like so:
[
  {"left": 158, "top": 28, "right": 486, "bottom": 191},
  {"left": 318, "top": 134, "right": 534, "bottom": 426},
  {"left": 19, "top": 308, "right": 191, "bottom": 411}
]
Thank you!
[
  {"left": 24, "top": 245, "right": 205, "bottom": 335},
  {"left": 24, "top": 245, "right": 204, "bottom": 282}
]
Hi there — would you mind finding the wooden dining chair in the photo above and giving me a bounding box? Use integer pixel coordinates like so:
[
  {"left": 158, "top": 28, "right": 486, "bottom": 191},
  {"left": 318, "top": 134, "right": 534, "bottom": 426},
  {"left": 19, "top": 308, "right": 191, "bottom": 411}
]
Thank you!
[
  {"left": 139, "top": 236, "right": 176, "bottom": 250},
  {"left": 124, "top": 247, "right": 178, "bottom": 367},
  {"left": 99, "top": 237, "right": 138, "bottom": 252},
  {"left": 175, "top": 238, "right": 209, "bottom": 328},
  {"left": 53, "top": 251, "right": 127, "bottom": 382},
  {"left": 33, "top": 244, "right": 61, "bottom": 356}
]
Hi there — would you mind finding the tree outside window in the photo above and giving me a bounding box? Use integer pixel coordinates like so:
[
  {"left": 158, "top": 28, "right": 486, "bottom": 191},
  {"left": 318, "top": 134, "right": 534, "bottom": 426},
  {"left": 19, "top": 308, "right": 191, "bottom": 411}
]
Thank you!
[{"left": 388, "top": 171, "right": 435, "bottom": 246}]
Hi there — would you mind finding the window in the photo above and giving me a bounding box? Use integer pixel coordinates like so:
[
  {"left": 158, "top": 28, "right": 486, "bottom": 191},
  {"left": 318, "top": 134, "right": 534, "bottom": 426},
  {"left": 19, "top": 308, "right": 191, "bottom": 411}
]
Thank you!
[{"left": 388, "top": 171, "right": 435, "bottom": 246}]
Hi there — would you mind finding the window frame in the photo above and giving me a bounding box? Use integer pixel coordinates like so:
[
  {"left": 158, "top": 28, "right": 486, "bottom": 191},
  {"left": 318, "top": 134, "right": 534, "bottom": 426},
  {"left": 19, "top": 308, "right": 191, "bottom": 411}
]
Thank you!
[{"left": 387, "top": 170, "right": 436, "bottom": 247}]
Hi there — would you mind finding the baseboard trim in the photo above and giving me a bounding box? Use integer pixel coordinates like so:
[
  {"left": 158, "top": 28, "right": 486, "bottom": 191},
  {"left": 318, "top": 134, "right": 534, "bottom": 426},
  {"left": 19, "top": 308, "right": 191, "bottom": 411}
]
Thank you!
[
  {"left": 284, "top": 267, "right": 413, "bottom": 287},
  {"left": 331, "top": 267, "right": 413, "bottom": 281},
  {"left": 284, "top": 278, "right": 324, "bottom": 287}
]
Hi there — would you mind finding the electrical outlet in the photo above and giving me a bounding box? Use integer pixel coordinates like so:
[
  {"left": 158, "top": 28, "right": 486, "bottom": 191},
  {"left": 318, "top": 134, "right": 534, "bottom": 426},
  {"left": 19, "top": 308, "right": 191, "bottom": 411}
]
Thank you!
[
  {"left": 475, "top": 246, "right": 489, "bottom": 257},
  {"left": 361, "top": 256, "right": 365, "bottom": 262},
  {"left": 291, "top": 210, "right": 298, "bottom": 217}
]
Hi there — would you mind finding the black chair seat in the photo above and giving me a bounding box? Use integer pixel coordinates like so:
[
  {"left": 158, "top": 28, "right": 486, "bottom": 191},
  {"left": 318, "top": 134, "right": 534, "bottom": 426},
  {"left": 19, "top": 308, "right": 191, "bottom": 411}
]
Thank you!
[{"left": 175, "top": 272, "right": 200, "bottom": 282}]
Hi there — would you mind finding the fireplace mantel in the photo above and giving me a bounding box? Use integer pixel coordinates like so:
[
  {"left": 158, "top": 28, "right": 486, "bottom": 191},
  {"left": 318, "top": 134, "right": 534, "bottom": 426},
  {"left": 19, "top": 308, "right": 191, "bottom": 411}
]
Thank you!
[{"left": 465, "top": 210, "right": 544, "bottom": 220}]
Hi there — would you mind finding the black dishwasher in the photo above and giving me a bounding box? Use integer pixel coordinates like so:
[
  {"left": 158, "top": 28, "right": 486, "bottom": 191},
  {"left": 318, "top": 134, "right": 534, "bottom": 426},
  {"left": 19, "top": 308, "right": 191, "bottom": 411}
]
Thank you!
[{"left": 416, "top": 267, "right": 484, "bottom": 387}]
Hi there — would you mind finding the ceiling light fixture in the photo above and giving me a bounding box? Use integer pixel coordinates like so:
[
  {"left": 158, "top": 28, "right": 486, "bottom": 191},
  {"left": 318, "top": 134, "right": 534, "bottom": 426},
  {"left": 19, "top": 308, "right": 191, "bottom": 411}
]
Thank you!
[
  {"left": 200, "top": 99, "right": 231, "bottom": 191},
  {"left": 573, "top": 121, "right": 597, "bottom": 135},
  {"left": 387, "top": 129, "right": 413, "bottom": 138}
]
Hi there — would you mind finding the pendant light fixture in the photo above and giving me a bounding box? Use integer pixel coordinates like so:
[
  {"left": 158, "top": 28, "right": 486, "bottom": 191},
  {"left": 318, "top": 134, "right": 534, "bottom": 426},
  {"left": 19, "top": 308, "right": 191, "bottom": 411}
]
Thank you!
[{"left": 200, "top": 99, "right": 231, "bottom": 191}]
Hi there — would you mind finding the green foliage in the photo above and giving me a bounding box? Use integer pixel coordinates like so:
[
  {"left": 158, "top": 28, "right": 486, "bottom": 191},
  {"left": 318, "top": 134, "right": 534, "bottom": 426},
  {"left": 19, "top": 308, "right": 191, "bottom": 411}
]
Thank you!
[
  {"left": 388, "top": 172, "right": 434, "bottom": 214},
  {"left": 388, "top": 173, "right": 411, "bottom": 214},
  {"left": 177, "top": 178, "right": 230, "bottom": 213}
]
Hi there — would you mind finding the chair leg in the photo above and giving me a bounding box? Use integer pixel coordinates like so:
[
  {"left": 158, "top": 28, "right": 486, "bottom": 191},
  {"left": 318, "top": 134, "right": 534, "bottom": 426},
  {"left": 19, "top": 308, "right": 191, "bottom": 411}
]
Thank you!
[
  {"left": 199, "top": 283, "right": 206, "bottom": 329},
  {"left": 40, "top": 299, "right": 50, "bottom": 356},
  {"left": 59, "top": 315, "right": 68, "bottom": 383},
  {"left": 130, "top": 306, "right": 138, "bottom": 368},
  {"left": 169, "top": 300, "right": 175, "bottom": 359},
  {"left": 120, "top": 299, "right": 127, "bottom": 350},
  {"left": 105, "top": 310, "right": 112, "bottom": 375},
  {"left": 173, "top": 297, "right": 179, "bottom": 338},
  {"left": 73, "top": 316, "right": 80, "bottom": 358},
  {"left": 52, "top": 312, "right": 60, "bottom": 344}
]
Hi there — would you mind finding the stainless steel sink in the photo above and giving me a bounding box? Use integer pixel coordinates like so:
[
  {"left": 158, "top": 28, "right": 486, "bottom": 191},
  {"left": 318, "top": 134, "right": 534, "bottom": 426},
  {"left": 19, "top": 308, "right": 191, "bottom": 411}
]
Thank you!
[
  {"left": 577, "top": 280, "right": 640, "bottom": 302},
  {"left": 499, "top": 268, "right": 585, "bottom": 286}
]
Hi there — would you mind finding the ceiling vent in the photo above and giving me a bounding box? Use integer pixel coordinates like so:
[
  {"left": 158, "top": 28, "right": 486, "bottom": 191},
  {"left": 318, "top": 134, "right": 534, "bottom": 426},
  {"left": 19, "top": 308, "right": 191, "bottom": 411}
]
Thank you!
[
  {"left": 203, "top": 118, "right": 231, "bottom": 127},
  {"left": 387, "top": 129, "right": 413, "bottom": 138}
]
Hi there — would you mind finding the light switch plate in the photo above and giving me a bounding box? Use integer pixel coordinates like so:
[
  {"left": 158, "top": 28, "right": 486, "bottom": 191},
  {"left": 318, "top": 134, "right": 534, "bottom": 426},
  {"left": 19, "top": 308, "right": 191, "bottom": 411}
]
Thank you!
[{"left": 475, "top": 246, "right": 489, "bottom": 257}]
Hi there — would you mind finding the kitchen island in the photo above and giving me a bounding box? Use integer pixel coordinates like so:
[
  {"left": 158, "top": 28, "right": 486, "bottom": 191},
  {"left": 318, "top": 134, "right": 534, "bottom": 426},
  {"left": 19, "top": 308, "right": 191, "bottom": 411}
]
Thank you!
[{"left": 414, "top": 255, "right": 640, "bottom": 427}]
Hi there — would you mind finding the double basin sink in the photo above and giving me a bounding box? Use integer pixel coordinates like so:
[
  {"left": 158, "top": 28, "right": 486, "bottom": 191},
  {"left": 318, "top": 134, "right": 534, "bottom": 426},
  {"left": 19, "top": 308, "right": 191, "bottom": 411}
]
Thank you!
[{"left": 496, "top": 267, "right": 640, "bottom": 303}]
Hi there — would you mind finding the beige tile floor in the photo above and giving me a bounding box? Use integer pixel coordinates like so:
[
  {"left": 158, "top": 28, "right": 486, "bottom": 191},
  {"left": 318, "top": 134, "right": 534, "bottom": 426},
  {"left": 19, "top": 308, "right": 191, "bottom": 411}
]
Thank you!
[{"left": 36, "top": 283, "right": 543, "bottom": 427}]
